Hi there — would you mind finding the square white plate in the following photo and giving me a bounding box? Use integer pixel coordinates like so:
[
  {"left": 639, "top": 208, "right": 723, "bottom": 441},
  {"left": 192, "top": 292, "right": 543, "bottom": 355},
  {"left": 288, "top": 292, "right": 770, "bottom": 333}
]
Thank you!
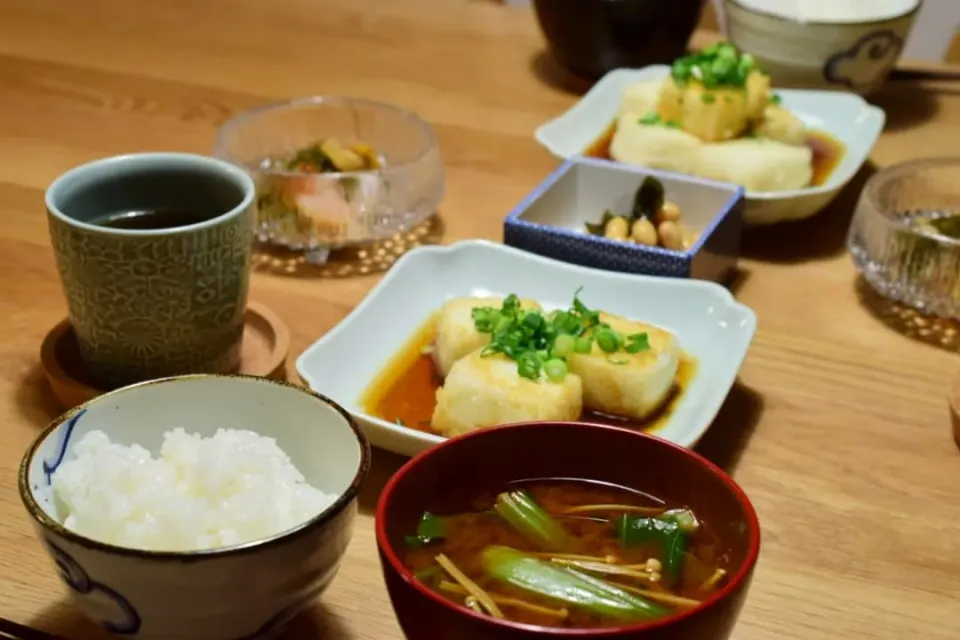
[
  {"left": 535, "top": 65, "right": 885, "bottom": 226},
  {"left": 296, "top": 240, "right": 757, "bottom": 457}
]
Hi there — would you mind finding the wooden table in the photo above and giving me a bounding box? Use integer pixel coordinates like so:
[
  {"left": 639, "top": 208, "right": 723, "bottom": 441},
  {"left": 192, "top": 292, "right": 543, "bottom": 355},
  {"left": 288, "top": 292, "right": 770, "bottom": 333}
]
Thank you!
[{"left": 1, "top": 1, "right": 959, "bottom": 638}]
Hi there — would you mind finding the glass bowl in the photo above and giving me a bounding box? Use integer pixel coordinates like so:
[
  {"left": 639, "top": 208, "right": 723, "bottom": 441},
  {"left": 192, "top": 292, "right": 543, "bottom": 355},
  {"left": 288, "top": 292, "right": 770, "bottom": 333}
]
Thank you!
[
  {"left": 215, "top": 96, "right": 444, "bottom": 264},
  {"left": 847, "top": 157, "right": 960, "bottom": 318}
]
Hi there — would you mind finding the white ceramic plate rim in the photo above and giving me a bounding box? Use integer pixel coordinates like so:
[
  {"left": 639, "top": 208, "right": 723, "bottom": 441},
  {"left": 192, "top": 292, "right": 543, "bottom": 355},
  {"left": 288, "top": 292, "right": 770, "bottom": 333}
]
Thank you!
[
  {"left": 296, "top": 240, "right": 758, "bottom": 454},
  {"left": 534, "top": 65, "right": 886, "bottom": 201}
]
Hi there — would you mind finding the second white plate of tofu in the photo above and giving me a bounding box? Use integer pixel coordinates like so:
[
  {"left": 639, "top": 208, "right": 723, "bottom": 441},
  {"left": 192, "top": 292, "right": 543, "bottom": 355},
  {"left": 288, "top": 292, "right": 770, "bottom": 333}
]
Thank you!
[
  {"left": 535, "top": 65, "right": 885, "bottom": 226},
  {"left": 296, "top": 240, "right": 757, "bottom": 457}
]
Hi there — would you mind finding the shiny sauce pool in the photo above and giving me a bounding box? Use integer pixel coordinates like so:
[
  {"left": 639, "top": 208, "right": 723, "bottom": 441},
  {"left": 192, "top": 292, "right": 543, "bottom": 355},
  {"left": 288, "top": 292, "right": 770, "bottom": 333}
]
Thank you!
[
  {"left": 360, "top": 313, "right": 697, "bottom": 434},
  {"left": 584, "top": 121, "right": 845, "bottom": 188}
]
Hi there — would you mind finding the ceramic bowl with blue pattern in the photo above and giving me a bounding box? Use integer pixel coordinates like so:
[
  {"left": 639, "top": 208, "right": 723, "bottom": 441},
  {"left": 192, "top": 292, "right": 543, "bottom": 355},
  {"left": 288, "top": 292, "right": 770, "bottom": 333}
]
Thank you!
[
  {"left": 503, "top": 156, "right": 745, "bottom": 284},
  {"left": 723, "top": 0, "right": 920, "bottom": 96},
  {"left": 18, "top": 374, "right": 371, "bottom": 640}
]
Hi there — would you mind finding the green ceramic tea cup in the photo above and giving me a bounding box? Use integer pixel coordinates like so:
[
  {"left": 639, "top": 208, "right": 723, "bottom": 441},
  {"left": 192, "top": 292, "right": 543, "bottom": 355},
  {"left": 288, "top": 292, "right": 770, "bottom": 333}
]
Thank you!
[{"left": 46, "top": 152, "right": 257, "bottom": 389}]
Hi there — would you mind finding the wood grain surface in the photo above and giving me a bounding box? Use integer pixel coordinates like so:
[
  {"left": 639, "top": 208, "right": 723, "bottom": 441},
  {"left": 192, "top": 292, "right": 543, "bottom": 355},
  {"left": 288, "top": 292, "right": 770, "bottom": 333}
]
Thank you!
[{"left": 1, "top": 1, "right": 958, "bottom": 638}]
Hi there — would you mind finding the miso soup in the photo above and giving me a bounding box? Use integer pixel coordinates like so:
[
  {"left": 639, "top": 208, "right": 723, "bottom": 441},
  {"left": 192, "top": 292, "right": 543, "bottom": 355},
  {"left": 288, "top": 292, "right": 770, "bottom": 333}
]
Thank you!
[{"left": 402, "top": 478, "right": 728, "bottom": 629}]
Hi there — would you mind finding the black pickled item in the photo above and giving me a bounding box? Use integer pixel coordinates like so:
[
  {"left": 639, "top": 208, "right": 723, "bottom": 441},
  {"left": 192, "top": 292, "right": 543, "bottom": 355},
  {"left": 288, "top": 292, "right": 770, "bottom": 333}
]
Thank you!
[
  {"left": 584, "top": 210, "right": 616, "bottom": 236},
  {"left": 631, "top": 177, "right": 665, "bottom": 221},
  {"left": 532, "top": 0, "right": 707, "bottom": 81}
]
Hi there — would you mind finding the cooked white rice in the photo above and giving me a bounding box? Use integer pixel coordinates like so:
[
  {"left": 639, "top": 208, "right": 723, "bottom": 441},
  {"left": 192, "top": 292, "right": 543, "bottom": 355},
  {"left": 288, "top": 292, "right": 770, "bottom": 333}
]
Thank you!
[
  {"left": 51, "top": 428, "right": 336, "bottom": 552},
  {"left": 733, "top": 0, "right": 918, "bottom": 23}
]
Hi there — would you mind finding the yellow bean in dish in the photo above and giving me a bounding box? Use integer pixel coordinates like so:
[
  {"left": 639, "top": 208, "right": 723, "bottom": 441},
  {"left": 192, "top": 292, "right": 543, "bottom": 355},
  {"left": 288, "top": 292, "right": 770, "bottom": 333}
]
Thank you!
[
  {"left": 586, "top": 42, "right": 844, "bottom": 193},
  {"left": 584, "top": 176, "right": 699, "bottom": 252},
  {"left": 361, "top": 290, "right": 696, "bottom": 438}
]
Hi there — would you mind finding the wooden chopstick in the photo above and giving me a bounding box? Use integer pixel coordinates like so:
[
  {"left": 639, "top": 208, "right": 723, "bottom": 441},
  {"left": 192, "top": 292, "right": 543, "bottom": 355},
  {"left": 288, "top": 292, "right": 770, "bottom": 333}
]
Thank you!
[
  {"left": 889, "top": 59, "right": 960, "bottom": 82},
  {"left": 0, "top": 618, "right": 67, "bottom": 640}
]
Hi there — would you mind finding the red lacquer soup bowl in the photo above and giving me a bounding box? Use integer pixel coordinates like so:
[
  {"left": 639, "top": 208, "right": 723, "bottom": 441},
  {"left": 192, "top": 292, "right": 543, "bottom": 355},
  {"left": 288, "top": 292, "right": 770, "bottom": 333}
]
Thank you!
[{"left": 375, "top": 421, "right": 761, "bottom": 640}]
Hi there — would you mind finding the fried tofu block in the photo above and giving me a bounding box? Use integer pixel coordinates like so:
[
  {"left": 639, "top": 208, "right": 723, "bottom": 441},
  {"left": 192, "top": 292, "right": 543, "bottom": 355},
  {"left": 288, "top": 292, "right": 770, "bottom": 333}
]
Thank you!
[
  {"left": 745, "top": 70, "right": 772, "bottom": 122},
  {"left": 618, "top": 78, "right": 667, "bottom": 118},
  {"left": 657, "top": 77, "right": 749, "bottom": 143},
  {"left": 752, "top": 104, "right": 806, "bottom": 146},
  {"left": 432, "top": 296, "right": 541, "bottom": 378},
  {"left": 432, "top": 350, "right": 583, "bottom": 438},
  {"left": 567, "top": 312, "right": 680, "bottom": 420},
  {"left": 610, "top": 113, "right": 703, "bottom": 175},
  {"left": 695, "top": 137, "right": 812, "bottom": 192}
]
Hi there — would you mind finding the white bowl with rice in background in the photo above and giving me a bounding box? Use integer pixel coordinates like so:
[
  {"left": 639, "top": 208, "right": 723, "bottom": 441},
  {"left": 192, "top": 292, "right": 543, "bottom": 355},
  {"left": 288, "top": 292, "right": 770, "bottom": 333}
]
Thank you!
[
  {"left": 722, "top": 0, "right": 921, "bottom": 95},
  {"left": 18, "top": 374, "right": 371, "bottom": 640}
]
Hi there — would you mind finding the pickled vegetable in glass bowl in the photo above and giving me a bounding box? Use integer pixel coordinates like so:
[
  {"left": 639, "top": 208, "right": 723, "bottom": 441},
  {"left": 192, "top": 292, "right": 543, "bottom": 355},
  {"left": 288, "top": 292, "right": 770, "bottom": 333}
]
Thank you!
[
  {"left": 215, "top": 97, "right": 445, "bottom": 265},
  {"left": 847, "top": 157, "right": 960, "bottom": 318}
]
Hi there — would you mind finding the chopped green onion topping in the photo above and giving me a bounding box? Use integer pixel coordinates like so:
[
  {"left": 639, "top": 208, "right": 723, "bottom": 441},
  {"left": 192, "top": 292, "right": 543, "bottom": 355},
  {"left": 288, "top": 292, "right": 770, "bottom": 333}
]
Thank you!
[
  {"left": 625, "top": 333, "right": 650, "bottom": 354},
  {"left": 552, "top": 334, "right": 575, "bottom": 358},
  {"left": 595, "top": 329, "right": 622, "bottom": 353},
  {"left": 671, "top": 41, "right": 757, "bottom": 88},
  {"left": 638, "top": 112, "right": 681, "bottom": 129},
  {"left": 543, "top": 358, "right": 567, "bottom": 382},
  {"left": 638, "top": 111, "right": 661, "bottom": 125},
  {"left": 573, "top": 336, "right": 594, "bottom": 354},
  {"left": 471, "top": 289, "right": 655, "bottom": 382}
]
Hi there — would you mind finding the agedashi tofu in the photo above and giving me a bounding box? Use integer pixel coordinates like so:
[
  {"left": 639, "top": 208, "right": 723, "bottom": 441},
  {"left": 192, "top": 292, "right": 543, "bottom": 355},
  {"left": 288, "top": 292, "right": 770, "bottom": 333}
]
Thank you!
[
  {"left": 657, "top": 77, "right": 749, "bottom": 143},
  {"left": 567, "top": 312, "right": 680, "bottom": 420},
  {"left": 432, "top": 350, "right": 583, "bottom": 438},
  {"left": 752, "top": 104, "right": 806, "bottom": 146},
  {"left": 609, "top": 113, "right": 704, "bottom": 175},
  {"left": 695, "top": 137, "right": 812, "bottom": 192},
  {"left": 618, "top": 78, "right": 667, "bottom": 118},
  {"left": 432, "top": 296, "right": 542, "bottom": 378},
  {"left": 745, "top": 69, "right": 771, "bottom": 122}
]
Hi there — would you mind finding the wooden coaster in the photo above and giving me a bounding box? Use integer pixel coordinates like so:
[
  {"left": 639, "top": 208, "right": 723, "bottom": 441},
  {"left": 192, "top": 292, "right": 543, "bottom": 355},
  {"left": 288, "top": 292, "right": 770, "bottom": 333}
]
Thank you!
[
  {"left": 949, "top": 369, "right": 960, "bottom": 452},
  {"left": 40, "top": 301, "right": 290, "bottom": 409}
]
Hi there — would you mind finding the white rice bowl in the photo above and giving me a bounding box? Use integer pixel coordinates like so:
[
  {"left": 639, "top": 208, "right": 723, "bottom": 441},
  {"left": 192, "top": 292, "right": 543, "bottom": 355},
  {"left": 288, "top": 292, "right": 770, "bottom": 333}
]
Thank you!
[{"left": 19, "top": 375, "right": 368, "bottom": 640}]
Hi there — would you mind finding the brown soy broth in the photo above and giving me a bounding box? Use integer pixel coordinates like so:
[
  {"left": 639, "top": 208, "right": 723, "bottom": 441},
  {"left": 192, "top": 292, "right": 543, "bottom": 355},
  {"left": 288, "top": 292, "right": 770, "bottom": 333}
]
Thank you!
[
  {"left": 583, "top": 121, "right": 617, "bottom": 161},
  {"left": 805, "top": 130, "right": 845, "bottom": 187},
  {"left": 89, "top": 208, "right": 219, "bottom": 230},
  {"left": 403, "top": 478, "right": 726, "bottom": 629}
]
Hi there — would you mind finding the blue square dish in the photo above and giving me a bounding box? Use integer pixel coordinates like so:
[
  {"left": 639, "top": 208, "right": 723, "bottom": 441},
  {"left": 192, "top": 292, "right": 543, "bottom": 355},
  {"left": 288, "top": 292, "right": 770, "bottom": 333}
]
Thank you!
[{"left": 503, "top": 156, "right": 745, "bottom": 283}]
